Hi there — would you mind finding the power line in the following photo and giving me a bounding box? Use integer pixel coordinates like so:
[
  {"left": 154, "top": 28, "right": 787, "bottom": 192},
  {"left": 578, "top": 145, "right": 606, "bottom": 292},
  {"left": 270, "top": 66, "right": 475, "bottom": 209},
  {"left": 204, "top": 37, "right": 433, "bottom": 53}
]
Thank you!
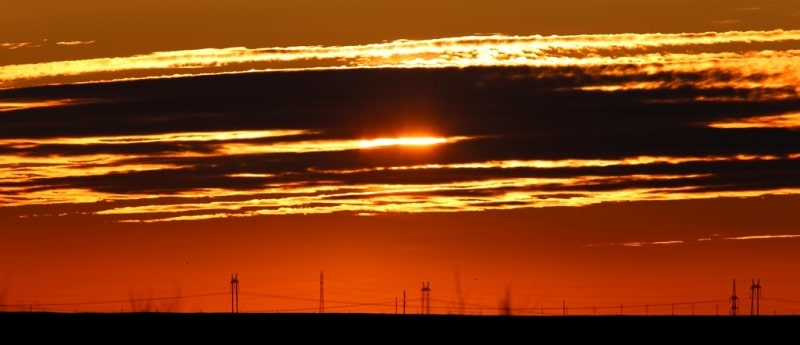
[
  {"left": 6, "top": 275, "right": 800, "bottom": 315},
  {"left": 0, "top": 292, "right": 228, "bottom": 311}
]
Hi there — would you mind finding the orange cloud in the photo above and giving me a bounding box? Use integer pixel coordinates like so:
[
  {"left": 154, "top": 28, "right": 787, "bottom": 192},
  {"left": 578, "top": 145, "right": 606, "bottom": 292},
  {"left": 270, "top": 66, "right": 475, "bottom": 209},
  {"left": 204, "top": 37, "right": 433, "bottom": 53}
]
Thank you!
[
  {"left": 4, "top": 29, "right": 800, "bottom": 223},
  {"left": 2, "top": 29, "right": 800, "bottom": 91},
  {"left": 725, "top": 234, "right": 800, "bottom": 240},
  {"left": 708, "top": 112, "right": 800, "bottom": 129},
  {"left": 0, "top": 99, "right": 83, "bottom": 112},
  {"left": 56, "top": 40, "right": 95, "bottom": 46},
  {"left": 1, "top": 41, "right": 42, "bottom": 50}
]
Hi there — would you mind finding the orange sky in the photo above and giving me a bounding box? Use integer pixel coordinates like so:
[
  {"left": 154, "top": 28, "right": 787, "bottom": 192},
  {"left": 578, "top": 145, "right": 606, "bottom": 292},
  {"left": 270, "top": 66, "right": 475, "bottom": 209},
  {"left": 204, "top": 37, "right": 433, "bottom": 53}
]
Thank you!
[
  {"left": 2, "top": 1, "right": 800, "bottom": 315},
  {"left": 3, "top": 0, "right": 799, "bottom": 65}
]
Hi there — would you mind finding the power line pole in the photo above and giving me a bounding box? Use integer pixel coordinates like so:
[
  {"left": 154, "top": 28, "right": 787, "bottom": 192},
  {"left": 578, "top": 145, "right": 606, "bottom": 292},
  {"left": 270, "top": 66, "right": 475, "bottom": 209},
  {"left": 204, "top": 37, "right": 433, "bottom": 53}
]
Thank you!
[
  {"left": 230, "top": 273, "right": 239, "bottom": 313},
  {"left": 421, "top": 281, "right": 431, "bottom": 314},
  {"left": 729, "top": 279, "right": 739, "bottom": 316},
  {"left": 750, "top": 279, "right": 761, "bottom": 316}
]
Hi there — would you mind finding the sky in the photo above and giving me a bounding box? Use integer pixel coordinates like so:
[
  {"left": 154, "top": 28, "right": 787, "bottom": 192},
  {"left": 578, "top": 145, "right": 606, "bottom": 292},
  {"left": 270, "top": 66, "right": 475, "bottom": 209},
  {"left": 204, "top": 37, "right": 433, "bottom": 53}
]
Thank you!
[{"left": 1, "top": 1, "right": 800, "bottom": 315}]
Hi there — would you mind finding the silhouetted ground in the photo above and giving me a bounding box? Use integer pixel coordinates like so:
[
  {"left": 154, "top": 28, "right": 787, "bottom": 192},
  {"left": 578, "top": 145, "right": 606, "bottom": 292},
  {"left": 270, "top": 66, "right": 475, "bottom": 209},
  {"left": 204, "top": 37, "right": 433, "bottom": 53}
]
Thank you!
[{"left": 3, "top": 312, "right": 797, "bottom": 341}]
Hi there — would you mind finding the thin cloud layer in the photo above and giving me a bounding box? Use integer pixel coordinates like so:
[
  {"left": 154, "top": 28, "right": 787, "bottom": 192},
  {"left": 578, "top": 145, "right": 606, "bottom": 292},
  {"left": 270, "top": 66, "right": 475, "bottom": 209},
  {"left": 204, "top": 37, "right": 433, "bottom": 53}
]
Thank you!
[
  {"left": 1, "top": 30, "right": 799, "bottom": 223},
  {"left": 1, "top": 39, "right": 94, "bottom": 51},
  {"left": 2, "top": 29, "right": 800, "bottom": 90}
]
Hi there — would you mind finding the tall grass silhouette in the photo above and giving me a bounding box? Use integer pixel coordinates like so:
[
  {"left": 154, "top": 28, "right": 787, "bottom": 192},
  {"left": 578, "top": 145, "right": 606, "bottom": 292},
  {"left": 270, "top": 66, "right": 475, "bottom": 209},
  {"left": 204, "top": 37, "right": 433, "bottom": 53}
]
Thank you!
[
  {"left": 126, "top": 286, "right": 184, "bottom": 312},
  {"left": 0, "top": 280, "right": 7, "bottom": 312},
  {"left": 498, "top": 286, "right": 513, "bottom": 316}
]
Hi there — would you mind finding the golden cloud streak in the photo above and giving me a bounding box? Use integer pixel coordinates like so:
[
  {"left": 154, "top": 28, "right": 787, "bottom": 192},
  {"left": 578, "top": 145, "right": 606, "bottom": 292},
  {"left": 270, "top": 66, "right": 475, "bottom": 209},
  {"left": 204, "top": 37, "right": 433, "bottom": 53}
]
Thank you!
[
  {"left": 226, "top": 173, "right": 276, "bottom": 178},
  {"left": 219, "top": 140, "right": 361, "bottom": 155},
  {"left": 0, "top": 157, "right": 182, "bottom": 185},
  {"left": 0, "top": 129, "right": 310, "bottom": 148},
  {"left": 104, "top": 184, "right": 800, "bottom": 223},
  {"left": 0, "top": 132, "right": 467, "bottom": 159},
  {"left": 5, "top": 149, "right": 797, "bottom": 212},
  {"left": 559, "top": 233, "right": 800, "bottom": 248},
  {"left": 575, "top": 50, "right": 800, "bottom": 96},
  {"left": 81, "top": 174, "right": 709, "bottom": 218},
  {"left": 725, "top": 234, "right": 800, "bottom": 240},
  {"left": 0, "top": 99, "right": 85, "bottom": 112},
  {"left": 360, "top": 137, "right": 447, "bottom": 148},
  {"left": 621, "top": 240, "right": 684, "bottom": 247},
  {"left": 85, "top": 176, "right": 560, "bottom": 217},
  {"left": 56, "top": 40, "right": 95, "bottom": 46},
  {"left": 218, "top": 135, "right": 469, "bottom": 155},
  {"left": 312, "top": 153, "right": 784, "bottom": 175},
  {"left": 3, "top": 29, "right": 800, "bottom": 90},
  {"left": 708, "top": 112, "right": 800, "bottom": 128},
  {"left": 6, "top": 188, "right": 159, "bottom": 207},
  {"left": 1, "top": 42, "right": 38, "bottom": 50}
]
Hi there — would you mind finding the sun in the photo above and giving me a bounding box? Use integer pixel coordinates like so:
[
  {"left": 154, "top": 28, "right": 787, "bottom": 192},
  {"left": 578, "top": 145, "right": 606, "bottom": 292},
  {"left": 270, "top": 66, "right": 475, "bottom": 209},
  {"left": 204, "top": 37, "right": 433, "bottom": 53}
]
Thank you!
[{"left": 359, "top": 137, "right": 447, "bottom": 149}]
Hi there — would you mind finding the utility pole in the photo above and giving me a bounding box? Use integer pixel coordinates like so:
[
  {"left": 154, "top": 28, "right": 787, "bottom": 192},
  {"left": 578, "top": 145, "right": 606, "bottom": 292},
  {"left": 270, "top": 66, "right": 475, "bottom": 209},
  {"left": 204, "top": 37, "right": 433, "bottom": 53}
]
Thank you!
[
  {"left": 230, "top": 273, "right": 239, "bottom": 313},
  {"left": 729, "top": 279, "right": 739, "bottom": 316},
  {"left": 421, "top": 281, "right": 431, "bottom": 314},
  {"left": 750, "top": 279, "right": 761, "bottom": 316}
]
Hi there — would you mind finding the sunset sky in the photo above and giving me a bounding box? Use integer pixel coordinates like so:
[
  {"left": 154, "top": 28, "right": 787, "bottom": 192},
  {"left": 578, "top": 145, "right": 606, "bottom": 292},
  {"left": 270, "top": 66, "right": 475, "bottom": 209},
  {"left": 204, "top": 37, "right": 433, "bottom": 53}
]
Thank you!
[{"left": 2, "top": 1, "right": 800, "bottom": 316}]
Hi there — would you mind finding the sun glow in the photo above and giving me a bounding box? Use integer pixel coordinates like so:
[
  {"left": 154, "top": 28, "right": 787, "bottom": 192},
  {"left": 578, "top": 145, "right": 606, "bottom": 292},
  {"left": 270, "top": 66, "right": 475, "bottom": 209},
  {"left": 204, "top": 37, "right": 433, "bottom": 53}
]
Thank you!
[{"left": 359, "top": 137, "right": 447, "bottom": 148}]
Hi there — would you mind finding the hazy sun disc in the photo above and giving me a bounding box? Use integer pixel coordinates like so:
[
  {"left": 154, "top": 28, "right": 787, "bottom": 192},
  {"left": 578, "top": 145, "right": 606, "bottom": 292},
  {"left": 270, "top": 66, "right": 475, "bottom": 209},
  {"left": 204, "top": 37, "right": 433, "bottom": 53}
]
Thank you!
[{"left": 359, "top": 137, "right": 447, "bottom": 148}]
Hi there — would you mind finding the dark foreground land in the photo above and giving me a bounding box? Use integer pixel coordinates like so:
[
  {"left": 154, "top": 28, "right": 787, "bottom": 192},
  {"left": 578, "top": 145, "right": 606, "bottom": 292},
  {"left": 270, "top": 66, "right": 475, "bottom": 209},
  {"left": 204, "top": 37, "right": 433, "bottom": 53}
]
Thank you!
[{"left": 3, "top": 312, "right": 798, "bottom": 341}]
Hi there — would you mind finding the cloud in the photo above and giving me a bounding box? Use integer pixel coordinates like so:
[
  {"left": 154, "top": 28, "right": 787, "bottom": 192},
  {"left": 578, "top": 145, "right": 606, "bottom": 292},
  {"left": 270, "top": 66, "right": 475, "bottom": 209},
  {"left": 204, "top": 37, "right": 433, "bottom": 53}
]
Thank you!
[
  {"left": 708, "top": 112, "right": 800, "bottom": 128},
  {"left": 583, "top": 233, "right": 800, "bottom": 248},
  {"left": 2, "top": 29, "right": 800, "bottom": 90},
  {"left": 1, "top": 42, "right": 40, "bottom": 50},
  {"left": 1, "top": 31, "right": 800, "bottom": 222},
  {"left": 734, "top": 7, "right": 761, "bottom": 12},
  {"left": 1, "top": 39, "right": 94, "bottom": 51},
  {"left": 56, "top": 40, "right": 95, "bottom": 46},
  {"left": 724, "top": 234, "right": 800, "bottom": 240},
  {"left": 712, "top": 20, "right": 742, "bottom": 25}
]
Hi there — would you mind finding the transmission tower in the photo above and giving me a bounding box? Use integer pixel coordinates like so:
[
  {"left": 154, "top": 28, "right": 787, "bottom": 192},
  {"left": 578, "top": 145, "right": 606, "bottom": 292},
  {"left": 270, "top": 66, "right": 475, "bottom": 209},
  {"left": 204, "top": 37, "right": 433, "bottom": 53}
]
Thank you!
[
  {"left": 319, "top": 270, "right": 324, "bottom": 314},
  {"left": 729, "top": 279, "right": 738, "bottom": 316},
  {"left": 420, "top": 281, "right": 431, "bottom": 314},
  {"left": 230, "top": 273, "right": 239, "bottom": 313},
  {"left": 750, "top": 279, "right": 762, "bottom": 316}
]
